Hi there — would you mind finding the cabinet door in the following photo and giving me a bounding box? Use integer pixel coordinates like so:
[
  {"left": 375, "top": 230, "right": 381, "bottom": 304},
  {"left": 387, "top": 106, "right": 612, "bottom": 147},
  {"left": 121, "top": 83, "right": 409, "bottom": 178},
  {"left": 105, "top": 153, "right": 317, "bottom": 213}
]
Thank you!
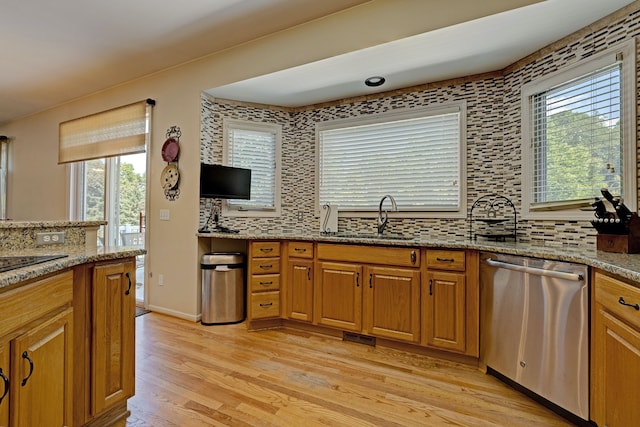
[
  {"left": 316, "top": 262, "right": 362, "bottom": 331},
  {"left": 11, "top": 308, "right": 74, "bottom": 427},
  {"left": 424, "top": 270, "right": 466, "bottom": 352},
  {"left": 364, "top": 266, "right": 420, "bottom": 343},
  {"left": 92, "top": 261, "right": 135, "bottom": 414},
  {"left": 0, "top": 340, "right": 9, "bottom": 426},
  {"left": 288, "top": 259, "right": 314, "bottom": 322},
  {"left": 592, "top": 307, "right": 640, "bottom": 427}
]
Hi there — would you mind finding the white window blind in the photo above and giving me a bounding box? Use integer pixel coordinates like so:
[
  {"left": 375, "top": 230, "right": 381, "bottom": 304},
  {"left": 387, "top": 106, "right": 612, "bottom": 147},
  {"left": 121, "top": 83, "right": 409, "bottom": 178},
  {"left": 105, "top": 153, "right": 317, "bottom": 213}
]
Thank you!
[
  {"left": 59, "top": 99, "right": 153, "bottom": 164},
  {"left": 224, "top": 120, "right": 280, "bottom": 211},
  {"left": 318, "top": 107, "right": 463, "bottom": 211},
  {"left": 531, "top": 62, "right": 622, "bottom": 206}
]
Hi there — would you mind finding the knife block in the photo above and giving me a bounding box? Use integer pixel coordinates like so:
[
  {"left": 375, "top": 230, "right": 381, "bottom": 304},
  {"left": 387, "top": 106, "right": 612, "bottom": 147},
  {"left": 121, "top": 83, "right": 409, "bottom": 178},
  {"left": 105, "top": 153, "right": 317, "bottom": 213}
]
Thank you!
[{"left": 595, "top": 214, "right": 640, "bottom": 253}]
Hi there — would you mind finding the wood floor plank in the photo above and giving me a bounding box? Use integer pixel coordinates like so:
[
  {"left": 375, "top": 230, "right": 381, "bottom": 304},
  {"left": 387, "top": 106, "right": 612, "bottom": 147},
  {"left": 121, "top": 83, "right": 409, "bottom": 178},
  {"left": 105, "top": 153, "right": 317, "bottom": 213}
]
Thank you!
[{"left": 127, "top": 313, "right": 573, "bottom": 426}]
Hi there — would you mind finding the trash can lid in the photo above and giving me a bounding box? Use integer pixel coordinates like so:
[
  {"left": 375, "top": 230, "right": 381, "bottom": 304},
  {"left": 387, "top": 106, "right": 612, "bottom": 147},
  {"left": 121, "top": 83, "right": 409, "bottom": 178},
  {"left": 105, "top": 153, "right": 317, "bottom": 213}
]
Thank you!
[{"left": 201, "top": 252, "right": 244, "bottom": 265}]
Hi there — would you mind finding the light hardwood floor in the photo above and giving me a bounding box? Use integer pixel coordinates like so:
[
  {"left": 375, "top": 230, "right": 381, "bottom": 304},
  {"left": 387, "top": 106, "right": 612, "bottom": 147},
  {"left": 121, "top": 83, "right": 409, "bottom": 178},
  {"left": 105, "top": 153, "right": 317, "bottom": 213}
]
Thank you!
[{"left": 126, "top": 313, "right": 572, "bottom": 426}]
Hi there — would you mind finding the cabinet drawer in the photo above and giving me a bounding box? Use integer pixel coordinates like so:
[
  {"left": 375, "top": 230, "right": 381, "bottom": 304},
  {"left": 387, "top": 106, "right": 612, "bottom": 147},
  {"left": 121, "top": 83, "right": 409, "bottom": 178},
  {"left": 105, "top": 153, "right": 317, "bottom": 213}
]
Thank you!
[
  {"left": 426, "top": 250, "right": 465, "bottom": 271},
  {"left": 317, "top": 244, "right": 419, "bottom": 267},
  {"left": 288, "top": 241, "right": 314, "bottom": 259},
  {"left": 595, "top": 272, "right": 640, "bottom": 329},
  {"left": 251, "top": 291, "right": 280, "bottom": 318},
  {"left": 250, "top": 274, "right": 280, "bottom": 292},
  {"left": 251, "top": 257, "right": 280, "bottom": 274},
  {"left": 251, "top": 241, "right": 281, "bottom": 258},
  {"left": 0, "top": 270, "right": 73, "bottom": 338}
]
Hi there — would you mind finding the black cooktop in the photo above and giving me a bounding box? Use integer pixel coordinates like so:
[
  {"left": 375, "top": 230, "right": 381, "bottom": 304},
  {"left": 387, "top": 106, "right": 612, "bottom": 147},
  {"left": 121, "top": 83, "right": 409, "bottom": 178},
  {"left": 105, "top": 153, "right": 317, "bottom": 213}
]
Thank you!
[{"left": 0, "top": 254, "right": 68, "bottom": 273}]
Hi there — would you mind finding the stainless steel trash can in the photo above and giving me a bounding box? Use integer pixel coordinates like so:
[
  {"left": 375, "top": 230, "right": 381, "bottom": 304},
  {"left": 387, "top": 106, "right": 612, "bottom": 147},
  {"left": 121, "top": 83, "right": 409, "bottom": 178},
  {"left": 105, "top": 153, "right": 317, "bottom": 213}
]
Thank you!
[{"left": 201, "top": 253, "right": 245, "bottom": 325}]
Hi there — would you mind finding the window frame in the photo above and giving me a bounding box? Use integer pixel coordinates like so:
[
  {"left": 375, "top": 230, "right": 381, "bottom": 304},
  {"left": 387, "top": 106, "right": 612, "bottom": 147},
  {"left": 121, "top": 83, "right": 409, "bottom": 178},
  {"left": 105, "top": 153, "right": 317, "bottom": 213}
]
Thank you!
[
  {"left": 315, "top": 102, "right": 467, "bottom": 219},
  {"left": 222, "top": 118, "right": 282, "bottom": 218},
  {"left": 521, "top": 39, "right": 636, "bottom": 220}
]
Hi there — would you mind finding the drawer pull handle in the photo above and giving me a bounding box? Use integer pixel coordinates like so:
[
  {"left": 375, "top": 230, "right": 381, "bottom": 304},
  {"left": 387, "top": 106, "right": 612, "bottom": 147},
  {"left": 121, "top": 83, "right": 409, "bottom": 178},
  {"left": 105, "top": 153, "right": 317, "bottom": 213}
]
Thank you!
[
  {"left": 259, "top": 281, "right": 273, "bottom": 286},
  {"left": 294, "top": 247, "right": 307, "bottom": 252},
  {"left": 125, "top": 272, "right": 132, "bottom": 295},
  {"left": 619, "top": 297, "right": 640, "bottom": 311},
  {"left": 0, "top": 368, "right": 8, "bottom": 404},
  {"left": 259, "top": 302, "right": 273, "bottom": 308},
  {"left": 436, "top": 257, "right": 455, "bottom": 262},
  {"left": 260, "top": 248, "right": 273, "bottom": 252},
  {"left": 21, "top": 351, "right": 34, "bottom": 387},
  {"left": 356, "top": 272, "right": 360, "bottom": 287},
  {"left": 429, "top": 279, "right": 433, "bottom": 296},
  {"left": 259, "top": 264, "right": 273, "bottom": 269},
  {"left": 411, "top": 250, "right": 417, "bottom": 264},
  {"left": 308, "top": 267, "right": 312, "bottom": 281}
]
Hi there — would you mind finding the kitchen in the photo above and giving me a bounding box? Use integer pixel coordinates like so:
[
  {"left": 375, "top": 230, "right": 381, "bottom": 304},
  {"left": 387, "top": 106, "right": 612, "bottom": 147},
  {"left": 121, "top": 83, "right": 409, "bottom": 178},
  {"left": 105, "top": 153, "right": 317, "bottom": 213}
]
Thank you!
[{"left": 2, "top": 0, "right": 640, "bottom": 425}]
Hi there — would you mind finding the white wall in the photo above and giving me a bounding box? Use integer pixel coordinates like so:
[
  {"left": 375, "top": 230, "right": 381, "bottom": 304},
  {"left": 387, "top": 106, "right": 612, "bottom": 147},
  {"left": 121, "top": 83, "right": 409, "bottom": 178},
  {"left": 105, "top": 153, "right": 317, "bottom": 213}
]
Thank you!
[{"left": 0, "top": 0, "right": 546, "bottom": 320}]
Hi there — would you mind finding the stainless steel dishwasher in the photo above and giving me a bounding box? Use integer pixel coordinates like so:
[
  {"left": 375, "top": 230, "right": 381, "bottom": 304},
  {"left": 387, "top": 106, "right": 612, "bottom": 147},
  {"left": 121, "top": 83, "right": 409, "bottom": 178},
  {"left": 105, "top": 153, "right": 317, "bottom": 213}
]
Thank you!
[{"left": 480, "top": 252, "right": 589, "bottom": 422}]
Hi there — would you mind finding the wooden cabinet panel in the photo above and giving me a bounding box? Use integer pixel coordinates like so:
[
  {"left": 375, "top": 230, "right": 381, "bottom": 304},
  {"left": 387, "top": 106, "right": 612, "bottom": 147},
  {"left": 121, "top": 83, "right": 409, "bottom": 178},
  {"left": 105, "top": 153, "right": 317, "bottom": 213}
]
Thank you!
[
  {"left": 250, "top": 257, "right": 280, "bottom": 275},
  {"left": 250, "top": 274, "right": 280, "bottom": 292},
  {"left": 251, "top": 241, "right": 281, "bottom": 258},
  {"left": 288, "top": 259, "right": 313, "bottom": 322},
  {"left": 426, "top": 250, "right": 465, "bottom": 272},
  {"left": 0, "top": 341, "right": 7, "bottom": 427},
  {"left": 287, "top": 242, "right": 313, "bottom": 259},
  {"left": 364, "top": 266, "right": 420, "bottom": 343},
  {"left": 251, "top": 292, "right": 281, "bottom": 319},
  {"left": 317, "top": 244, "right": 419, "bottom": 267},
  {"left": 11, "top": 308, "right": 74, "bottom": 427},
  {"left": 424, "top": 270, "right": 466, "bottom": 352},
  {"left": 92, "top": 261, "right": 135, "bottom": 415},
  {"left": 592, "top": 272, "right": 640, "bottom": 427},
  {"left": 316, "top": 262, "right": 363, "bottom": 331}
]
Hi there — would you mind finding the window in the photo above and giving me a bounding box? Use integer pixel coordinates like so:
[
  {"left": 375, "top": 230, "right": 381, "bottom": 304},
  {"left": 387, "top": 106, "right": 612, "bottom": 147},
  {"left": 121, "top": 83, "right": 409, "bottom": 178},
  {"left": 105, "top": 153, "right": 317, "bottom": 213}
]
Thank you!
[
  {"left": 222, "top": 119, "right": 281, "bottom": 217},
  {"left": 522, "top": 40, "right": 636, "bottom": 218},
  {"left": 317, "top": 103, "right": 466, "bottom": 217}
]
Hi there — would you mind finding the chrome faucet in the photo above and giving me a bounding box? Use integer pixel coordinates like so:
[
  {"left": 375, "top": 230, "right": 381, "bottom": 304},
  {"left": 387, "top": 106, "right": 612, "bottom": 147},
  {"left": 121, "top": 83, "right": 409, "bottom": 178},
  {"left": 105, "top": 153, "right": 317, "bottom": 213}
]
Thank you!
[{"left": 377, "top": 194, "right": 397, "bottom": 235}]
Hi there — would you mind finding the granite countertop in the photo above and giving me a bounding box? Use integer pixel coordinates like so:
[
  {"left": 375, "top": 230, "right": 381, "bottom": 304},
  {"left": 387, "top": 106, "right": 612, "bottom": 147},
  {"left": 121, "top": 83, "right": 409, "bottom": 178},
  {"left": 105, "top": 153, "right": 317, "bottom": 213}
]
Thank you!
[
  {"left": 0, "top": 220, "right": 106, "bottom": 229},
  {"left": 0, "top": 245, "right": 145, "bottom": 290},
  {"left": 197, "top": 231, "right": 640, "bottom": 283}
]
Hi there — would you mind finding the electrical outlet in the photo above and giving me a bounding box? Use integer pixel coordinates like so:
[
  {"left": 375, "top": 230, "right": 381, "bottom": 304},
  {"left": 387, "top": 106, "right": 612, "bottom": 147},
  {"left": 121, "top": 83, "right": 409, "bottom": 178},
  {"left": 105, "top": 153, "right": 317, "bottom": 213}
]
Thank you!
[
  {"left": 297, "top": 211, "right": 303, "bottom": 222},
  {"left": 36, "top": 232, "right": 65, "bottom": 246}
]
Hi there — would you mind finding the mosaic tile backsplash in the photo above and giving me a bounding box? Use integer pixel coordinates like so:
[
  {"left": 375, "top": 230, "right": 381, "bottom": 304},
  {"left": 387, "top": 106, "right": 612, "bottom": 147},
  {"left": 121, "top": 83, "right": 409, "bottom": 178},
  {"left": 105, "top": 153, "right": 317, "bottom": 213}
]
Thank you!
[{"left": 200, "top": 6, "right": 640, "bottom": 248}]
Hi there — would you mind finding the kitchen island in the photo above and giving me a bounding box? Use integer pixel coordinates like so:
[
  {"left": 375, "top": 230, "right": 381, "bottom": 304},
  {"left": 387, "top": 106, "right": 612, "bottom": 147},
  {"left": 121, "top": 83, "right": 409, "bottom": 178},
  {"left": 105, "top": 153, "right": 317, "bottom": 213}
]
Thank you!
[{"left": 0, "top": 221, "right": 144, "bottom": 426}]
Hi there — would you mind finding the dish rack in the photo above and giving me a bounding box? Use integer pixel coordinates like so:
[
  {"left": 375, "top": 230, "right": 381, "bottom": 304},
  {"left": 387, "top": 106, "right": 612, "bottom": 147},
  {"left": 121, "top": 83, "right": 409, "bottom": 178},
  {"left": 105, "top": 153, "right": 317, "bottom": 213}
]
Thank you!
[{"left": 469, "top": 194, "right": 517, "bottom": 241}]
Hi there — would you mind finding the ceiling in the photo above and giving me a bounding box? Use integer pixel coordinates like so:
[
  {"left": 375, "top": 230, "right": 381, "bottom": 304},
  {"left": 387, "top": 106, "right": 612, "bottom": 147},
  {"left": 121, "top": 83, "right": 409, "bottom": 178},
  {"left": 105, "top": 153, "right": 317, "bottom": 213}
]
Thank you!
[
  {"left": 208, "top": 0, "right": 638, "bottom": 107},
  {"left": 1, "top": 0, "right": 636, "bottom": 125}
]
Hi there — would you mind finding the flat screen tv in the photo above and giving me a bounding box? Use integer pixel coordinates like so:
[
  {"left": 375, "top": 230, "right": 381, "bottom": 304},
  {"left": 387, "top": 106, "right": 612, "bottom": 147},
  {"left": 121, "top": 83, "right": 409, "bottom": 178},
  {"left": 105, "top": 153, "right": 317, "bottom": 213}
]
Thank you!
[{"left": 199, "top": 163, "right": 251, "bottom": 200}]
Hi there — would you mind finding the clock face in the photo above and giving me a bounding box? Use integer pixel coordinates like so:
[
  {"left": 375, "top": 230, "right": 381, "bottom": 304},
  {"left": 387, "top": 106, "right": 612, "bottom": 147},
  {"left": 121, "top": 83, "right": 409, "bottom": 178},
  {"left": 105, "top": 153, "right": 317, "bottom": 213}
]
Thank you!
[{"left": 161, "top": 164, "right": 179, "bottom": 189}]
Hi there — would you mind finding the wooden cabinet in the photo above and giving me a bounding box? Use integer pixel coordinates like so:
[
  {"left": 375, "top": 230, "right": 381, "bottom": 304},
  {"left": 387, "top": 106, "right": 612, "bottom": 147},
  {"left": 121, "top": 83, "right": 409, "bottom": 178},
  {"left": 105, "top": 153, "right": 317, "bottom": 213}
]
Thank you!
[
  {"left": 423, "top": 249, "right": 478, "bottom": 356},
  {"left": 592, "top": 271, "right": 640, "bottom": 427},
  {"left": 248, "top": 241, "right": 281, "bottom": 321},
  {"left": 0, "top": 270, "right": 74, "bottom": 427},
  {"left": 287, "top": 241, "right": 314, "bottom": 322},
  {"left": 316, "top": 262, "right": 363, "bottom": 331},
  {"left": 315, "top": 244, "right": 420, "bottom": 343},
  {"left": 92, "top": 260, "right": 136, "bottom": 415},
  {"left": 364, "top": 266, "right": 420, "bottom": 342},
  {"left": 11, "top": 308, "right": 74, "bottom": 427}
]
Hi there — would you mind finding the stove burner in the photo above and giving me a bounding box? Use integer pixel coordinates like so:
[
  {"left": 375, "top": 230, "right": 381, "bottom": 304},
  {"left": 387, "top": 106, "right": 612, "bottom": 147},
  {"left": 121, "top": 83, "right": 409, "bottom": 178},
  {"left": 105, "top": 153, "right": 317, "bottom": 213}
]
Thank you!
[{"left": 0, "top": 255, "right": 68, "bottom": 273}]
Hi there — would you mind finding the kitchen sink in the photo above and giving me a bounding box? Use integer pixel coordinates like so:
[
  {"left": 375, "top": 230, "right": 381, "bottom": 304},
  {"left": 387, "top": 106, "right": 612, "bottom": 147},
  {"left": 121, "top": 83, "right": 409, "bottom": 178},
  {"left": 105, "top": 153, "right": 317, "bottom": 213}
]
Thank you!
[
  {"left": 0, "top": 254, "right": 68, "bottom": 273},
  {"left": 333, "top": 233, "right": 415, "bottom": 241}
]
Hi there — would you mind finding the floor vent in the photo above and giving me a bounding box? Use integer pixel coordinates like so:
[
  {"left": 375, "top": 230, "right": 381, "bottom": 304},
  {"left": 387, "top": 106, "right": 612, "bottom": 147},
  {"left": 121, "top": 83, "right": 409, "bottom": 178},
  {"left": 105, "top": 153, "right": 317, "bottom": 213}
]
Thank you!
[{"left": 343, "top": 332, "right": 376, "bottom": 346}]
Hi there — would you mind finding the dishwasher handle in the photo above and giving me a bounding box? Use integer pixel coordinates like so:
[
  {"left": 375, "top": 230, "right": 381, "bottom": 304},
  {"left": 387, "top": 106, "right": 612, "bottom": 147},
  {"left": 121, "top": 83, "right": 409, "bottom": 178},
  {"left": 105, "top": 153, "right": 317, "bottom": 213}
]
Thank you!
[{"left": 485, "top": 258, "right": 584, "bottom": 282}]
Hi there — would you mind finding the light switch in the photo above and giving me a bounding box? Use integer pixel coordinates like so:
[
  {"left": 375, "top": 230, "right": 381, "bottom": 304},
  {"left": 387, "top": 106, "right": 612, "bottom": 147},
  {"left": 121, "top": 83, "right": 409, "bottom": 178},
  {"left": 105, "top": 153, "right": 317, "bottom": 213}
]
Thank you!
[{"left": 160, "top": 209, "right": 170, "bottom": 220}]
